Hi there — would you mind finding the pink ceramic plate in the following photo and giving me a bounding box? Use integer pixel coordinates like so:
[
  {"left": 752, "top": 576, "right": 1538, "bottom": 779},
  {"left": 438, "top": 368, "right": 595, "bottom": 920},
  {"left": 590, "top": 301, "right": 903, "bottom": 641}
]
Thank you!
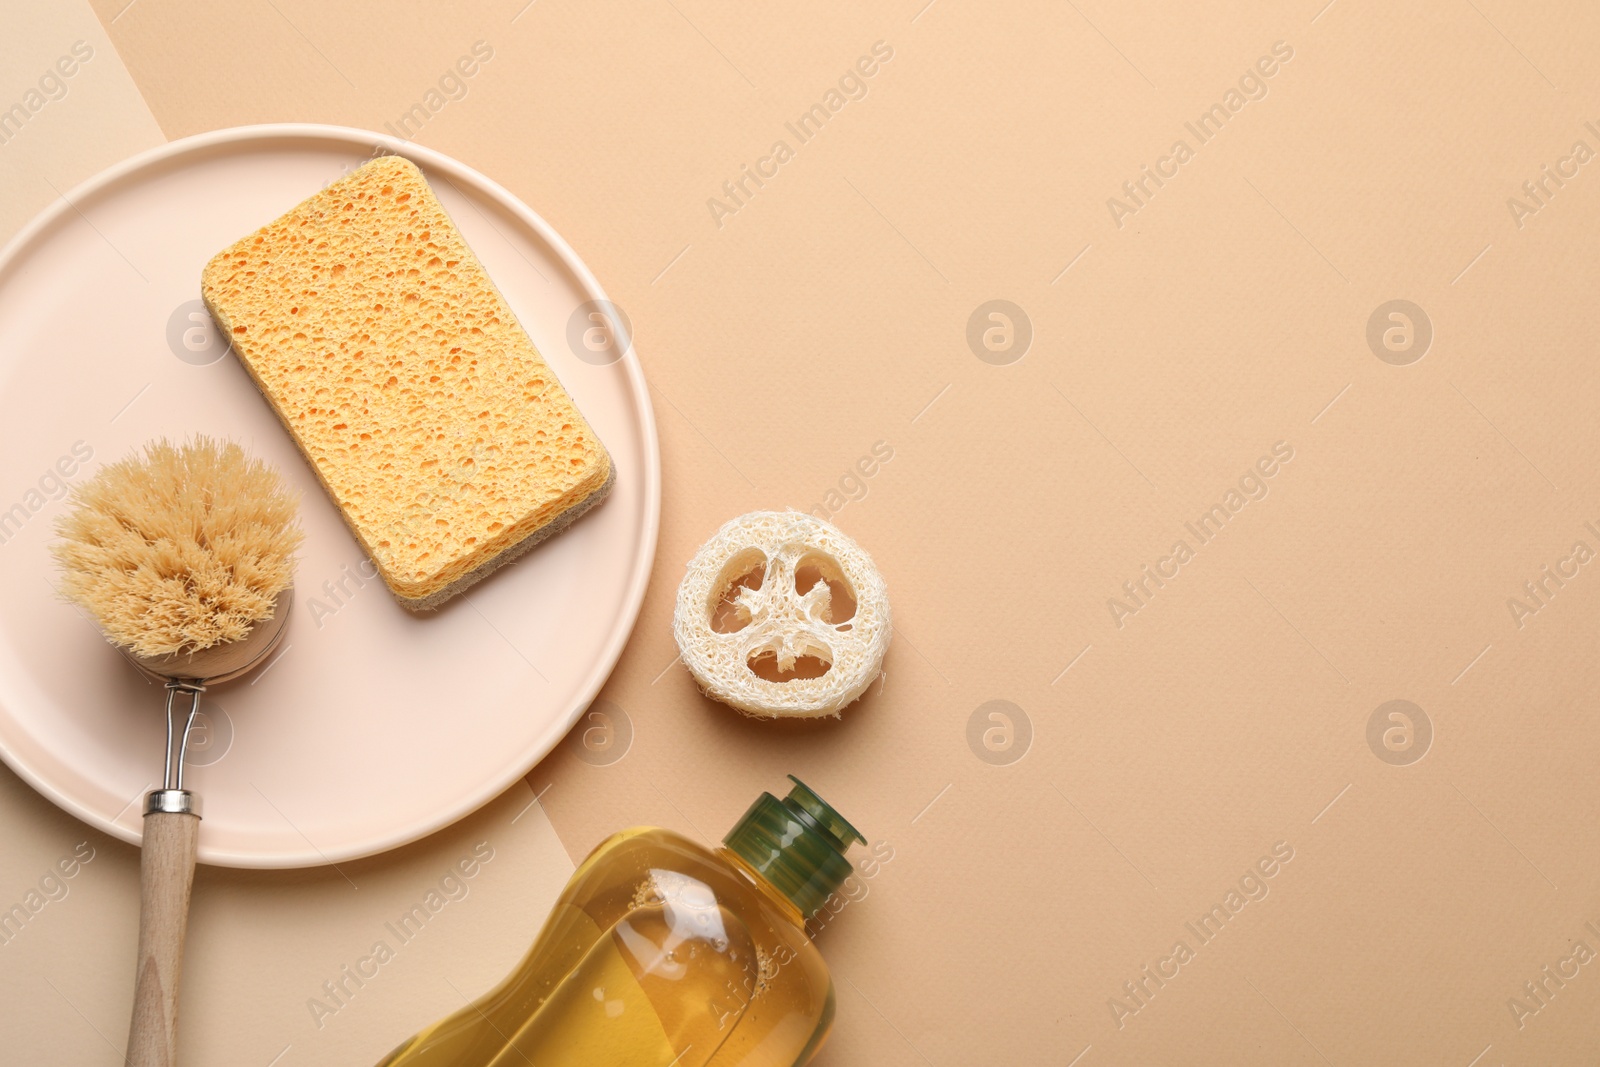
[{"left": 0, "top": 125, "right": 659, "bottom": 867}]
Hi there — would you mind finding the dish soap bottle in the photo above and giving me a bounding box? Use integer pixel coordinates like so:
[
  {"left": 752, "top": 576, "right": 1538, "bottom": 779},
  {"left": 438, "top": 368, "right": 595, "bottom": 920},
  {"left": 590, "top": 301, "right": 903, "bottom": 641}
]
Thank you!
[{"left": 376, "top": 776, "right": 867, "bottom": 1067}]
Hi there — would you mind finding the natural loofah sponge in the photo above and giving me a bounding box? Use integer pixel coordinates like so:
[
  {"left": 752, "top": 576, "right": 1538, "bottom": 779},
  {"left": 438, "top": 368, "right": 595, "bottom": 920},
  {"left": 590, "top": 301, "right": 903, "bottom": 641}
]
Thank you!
[
  {"left": 201, "top": 155, "right": 613, "bottom": 610},
  {"left": 52, "top": 438, "right": 302, "bottom": 658},
  {"left": 673, "top": 511, "right": 890, "bottom": 718}
]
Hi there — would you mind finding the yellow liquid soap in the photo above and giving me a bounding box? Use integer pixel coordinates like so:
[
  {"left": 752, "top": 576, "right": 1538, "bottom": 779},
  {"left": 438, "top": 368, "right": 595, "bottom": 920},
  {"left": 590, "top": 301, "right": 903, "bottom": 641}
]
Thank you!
[{"left": 377, "top": 777, "right": 865, "bottom": 1067}]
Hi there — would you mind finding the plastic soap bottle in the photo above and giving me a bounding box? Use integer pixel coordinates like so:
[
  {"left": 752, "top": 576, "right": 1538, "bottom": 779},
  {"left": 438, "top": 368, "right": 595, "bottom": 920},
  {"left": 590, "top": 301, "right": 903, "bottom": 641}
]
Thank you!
[{"left": 376, "top": 776, "right": 867, "bottom": 1067}]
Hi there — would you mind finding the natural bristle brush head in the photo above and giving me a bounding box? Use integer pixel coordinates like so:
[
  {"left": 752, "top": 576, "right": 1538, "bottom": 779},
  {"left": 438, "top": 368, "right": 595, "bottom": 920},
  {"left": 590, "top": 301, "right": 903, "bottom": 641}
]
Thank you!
[{"left": 52, "top": 436, "right": 302, "bottom": 678}]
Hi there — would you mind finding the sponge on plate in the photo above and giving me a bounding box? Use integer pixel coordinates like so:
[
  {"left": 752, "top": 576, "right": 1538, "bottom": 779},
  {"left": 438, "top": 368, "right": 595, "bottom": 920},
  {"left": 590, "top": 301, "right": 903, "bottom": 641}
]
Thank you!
[{"left": 202, "top": 155, "right": 613, "bottom": 610}]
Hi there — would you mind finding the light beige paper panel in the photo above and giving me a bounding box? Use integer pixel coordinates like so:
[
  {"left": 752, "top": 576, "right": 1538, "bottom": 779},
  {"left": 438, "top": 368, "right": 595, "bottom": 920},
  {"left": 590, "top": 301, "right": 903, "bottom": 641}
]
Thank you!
[
  {"left": 0, "top": 762, "right": 573, "bottom": 1065},
  {"left": 0, "top": 0, "right": 164, "bottom": 245}
]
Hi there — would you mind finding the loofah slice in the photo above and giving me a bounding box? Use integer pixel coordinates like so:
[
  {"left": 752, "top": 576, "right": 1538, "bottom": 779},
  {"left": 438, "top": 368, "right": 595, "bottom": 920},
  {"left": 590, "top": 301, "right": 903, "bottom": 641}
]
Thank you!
[{"left": 673, "top": 511, "right": 890, "bottom": 718}]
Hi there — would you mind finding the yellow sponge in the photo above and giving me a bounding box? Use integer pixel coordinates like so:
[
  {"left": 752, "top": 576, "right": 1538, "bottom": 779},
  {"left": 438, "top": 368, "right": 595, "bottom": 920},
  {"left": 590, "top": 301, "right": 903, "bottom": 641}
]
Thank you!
[{"left": 202, "top": 155, "right": 613, "bottom": 610}]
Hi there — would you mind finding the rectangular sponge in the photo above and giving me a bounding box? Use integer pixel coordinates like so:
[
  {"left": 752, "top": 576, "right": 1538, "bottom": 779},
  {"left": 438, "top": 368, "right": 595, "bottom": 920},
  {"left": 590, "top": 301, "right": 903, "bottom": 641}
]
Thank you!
[{"left": 202, "top": 155, "right": 613, "bottom": 610}]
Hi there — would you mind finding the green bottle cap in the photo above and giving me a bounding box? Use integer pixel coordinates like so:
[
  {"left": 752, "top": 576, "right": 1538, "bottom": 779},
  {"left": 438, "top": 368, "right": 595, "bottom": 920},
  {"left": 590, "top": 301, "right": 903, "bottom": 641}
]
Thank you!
[{"left": 723, "top": 776, "right": 866, "bottom": 918}]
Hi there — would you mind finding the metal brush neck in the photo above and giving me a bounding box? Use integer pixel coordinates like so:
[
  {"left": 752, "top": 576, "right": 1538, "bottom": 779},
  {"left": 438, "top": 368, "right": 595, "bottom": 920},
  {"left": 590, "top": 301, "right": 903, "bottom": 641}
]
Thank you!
[
  {"left": 160, "top": 680, "right": 206, "bottom": 794},
  {"left": 146, "top": 680, "right": 206, "bottom": 818}
]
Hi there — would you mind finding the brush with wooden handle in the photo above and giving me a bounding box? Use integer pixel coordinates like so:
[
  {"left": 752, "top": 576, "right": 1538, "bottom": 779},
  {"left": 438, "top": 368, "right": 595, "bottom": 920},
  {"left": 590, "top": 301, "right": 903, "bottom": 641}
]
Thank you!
[{"left": 52, "top": 437, "right": 301, "bottom": 1067}]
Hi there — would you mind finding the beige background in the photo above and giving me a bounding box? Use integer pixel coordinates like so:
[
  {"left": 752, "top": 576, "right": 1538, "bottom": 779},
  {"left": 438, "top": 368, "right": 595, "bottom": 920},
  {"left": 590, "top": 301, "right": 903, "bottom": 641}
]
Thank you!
[{"left": 3, "top": 0, "right": 1599, "bottom": 1062}]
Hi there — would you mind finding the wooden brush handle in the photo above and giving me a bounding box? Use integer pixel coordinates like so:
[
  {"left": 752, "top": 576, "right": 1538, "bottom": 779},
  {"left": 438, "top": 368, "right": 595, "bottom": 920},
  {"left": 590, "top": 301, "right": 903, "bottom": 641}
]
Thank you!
[{"left": 127, "top": 810, "right": 199, "bottom": 1067}]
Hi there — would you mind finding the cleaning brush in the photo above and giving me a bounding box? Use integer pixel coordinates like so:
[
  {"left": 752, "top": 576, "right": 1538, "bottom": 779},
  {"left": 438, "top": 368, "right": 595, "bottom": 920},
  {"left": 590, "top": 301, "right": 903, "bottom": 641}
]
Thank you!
[{"left": 53, "top": 436, "right": 301, "bottom": 1067}]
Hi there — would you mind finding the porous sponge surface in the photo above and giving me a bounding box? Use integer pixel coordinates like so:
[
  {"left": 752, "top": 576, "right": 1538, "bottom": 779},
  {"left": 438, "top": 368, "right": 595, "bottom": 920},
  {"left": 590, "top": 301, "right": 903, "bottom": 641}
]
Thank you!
[
  {"left": 673, "top": 511, "right": 891, "bottom": 718},
  {"left": 202, "top": 155, "right": 611, "bottom": 606}
]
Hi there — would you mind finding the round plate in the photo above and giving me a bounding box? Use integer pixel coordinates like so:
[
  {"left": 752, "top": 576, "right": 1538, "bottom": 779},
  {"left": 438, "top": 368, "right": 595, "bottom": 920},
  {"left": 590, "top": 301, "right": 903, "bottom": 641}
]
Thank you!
[{"left": 0, "top": 125, "right": 659, "bottom": 867}]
